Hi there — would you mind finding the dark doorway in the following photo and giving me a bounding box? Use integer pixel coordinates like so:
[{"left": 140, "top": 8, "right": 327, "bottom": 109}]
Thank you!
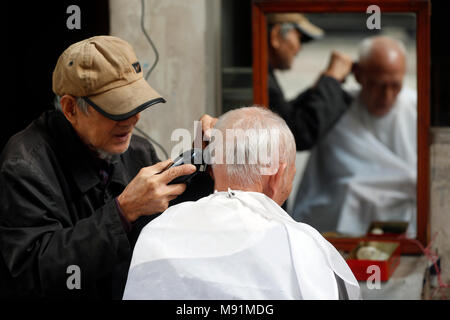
[
  {"left": 3, "top": 1, "right": 109, "bottom": 151},
  {"left": 430, "top": 0, "right": 450, "bottom": 126}
]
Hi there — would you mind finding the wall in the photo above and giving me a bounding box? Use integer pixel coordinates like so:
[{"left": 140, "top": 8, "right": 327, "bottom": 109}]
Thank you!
[
  {"left": 430, "top": 129, "right": 450, "bottom": 283},
  {"left": 109, "top": 0, "right": 220, "bottom": 160}
]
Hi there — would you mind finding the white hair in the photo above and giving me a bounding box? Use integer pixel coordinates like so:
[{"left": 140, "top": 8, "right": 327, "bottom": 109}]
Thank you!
[
  {"left": 212, "top": 106, "right": 296, "bottom": 188},
  {"left": 358, "top": 36, "right": 407, "bottom": 63},
  {"left": 54, "top": 95, "right": 90, "bottom": 115}
]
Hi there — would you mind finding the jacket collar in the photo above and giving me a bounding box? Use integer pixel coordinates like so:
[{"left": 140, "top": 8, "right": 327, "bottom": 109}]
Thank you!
[
  {"left": 109, "top": 156, "right": 129, "bottom": 187},
  {"left": 46, "top": 110, "right": 129, "bottom": 193}
]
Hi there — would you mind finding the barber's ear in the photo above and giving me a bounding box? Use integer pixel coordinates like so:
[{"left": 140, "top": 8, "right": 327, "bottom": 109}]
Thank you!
[
  {"left": 267, "top": 162, "right": 287, "bottom": 203},
  {"left": 270, "top": 24, "right": 282, "bottom": 49},
  {"left": 60, "top": 95, "right": 78, "bottom": 124}
]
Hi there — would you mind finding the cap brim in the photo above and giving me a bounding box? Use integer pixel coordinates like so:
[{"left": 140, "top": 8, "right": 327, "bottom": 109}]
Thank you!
[
  {"left": 83, "top": 78, "right": 166, "bottom": 121},
  {"left": 294, "top": 24, "right": 324, "bottom": 43}
]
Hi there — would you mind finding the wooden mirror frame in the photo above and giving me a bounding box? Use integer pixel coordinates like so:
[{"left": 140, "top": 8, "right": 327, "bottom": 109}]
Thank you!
[{"left": 252, "top": 0, "right": 430, "bottom": 254}]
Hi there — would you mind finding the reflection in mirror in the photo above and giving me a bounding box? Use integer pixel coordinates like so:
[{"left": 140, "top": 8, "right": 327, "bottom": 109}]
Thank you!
[{"left": 266, "top": 13, "right": 417, "bottom": 238}]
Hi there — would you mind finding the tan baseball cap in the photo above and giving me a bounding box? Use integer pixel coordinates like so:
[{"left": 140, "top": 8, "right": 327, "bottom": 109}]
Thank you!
[
  {"left": 52, "top": 35, "right": 165, "bottom": 121},
  {"left": 267, "top": 13, "right": 324, "bottom": 42}
]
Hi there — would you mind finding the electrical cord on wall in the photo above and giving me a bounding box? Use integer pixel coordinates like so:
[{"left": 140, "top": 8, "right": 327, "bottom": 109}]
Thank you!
[
  {"left": 134, "top": 126, "right": 169, "bottom": 160},
  {"left": 134, "top": 0, "right": 169, "bottom": 160},
  {"left": 140, "top": 0, "right": 159, "bottom": 81},
  {"left": 400, "top": 232, "right": 450, "bottom": 300}
]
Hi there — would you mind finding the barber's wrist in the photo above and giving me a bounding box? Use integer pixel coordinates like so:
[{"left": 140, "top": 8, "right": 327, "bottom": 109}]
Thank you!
[
  {"left": 313, "top": 73, "right": 338, "bottom": 88},
  {"left": 322, "top": 69, "right": 345, "bottom": 82},
  {"left": 115, "top": 197, "right": 133, "bottom": 232}
]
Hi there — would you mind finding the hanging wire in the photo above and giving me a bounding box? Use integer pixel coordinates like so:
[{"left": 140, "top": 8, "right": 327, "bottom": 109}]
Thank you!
[
  {"left": 401, "top": 232, "right": 450, "bottom": 299},
  {"left": 134, "top": 0, "right": 168, "bottom": 159},
  {"left": 141, "top": 0, "right": 159, "bottom": 80}
]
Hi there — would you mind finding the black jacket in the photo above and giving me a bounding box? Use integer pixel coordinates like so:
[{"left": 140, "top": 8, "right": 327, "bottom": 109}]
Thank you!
[
  {"left": 268, "top": 69, "right": 352, "bottom": 150},
  {"left": 0, "top": 110, "right": 213, "bottom": 299}
]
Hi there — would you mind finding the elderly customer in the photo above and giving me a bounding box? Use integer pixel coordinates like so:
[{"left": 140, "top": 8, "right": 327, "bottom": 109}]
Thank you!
[
  {"left": 0, "top": 36, "right": 208, "bottom": 299},
  {"left": 123, "top": 106, "right": 360, "bottom": 300},
  {"left": 293, "top": 36, "right": 417, "bottom": 237}
]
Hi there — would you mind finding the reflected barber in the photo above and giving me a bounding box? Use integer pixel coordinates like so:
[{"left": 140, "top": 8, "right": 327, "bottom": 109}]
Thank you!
[
  {"left": 0, "top": 36, "right": 204, "bottom": 298},
  {"left": 266, "top": 13, "right": 354, "bottom": 150}
]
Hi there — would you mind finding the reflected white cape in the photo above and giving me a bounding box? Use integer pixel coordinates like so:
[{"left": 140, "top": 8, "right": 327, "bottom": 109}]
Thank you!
[
  {"left": 293, "top": 87, "right": 417, "bottom": 237},
  {"left": 123, "top": 190, "right": 360, "bottom": 300}
]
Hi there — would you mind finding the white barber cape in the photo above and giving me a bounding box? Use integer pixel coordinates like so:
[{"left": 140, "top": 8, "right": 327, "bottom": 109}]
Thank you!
[
  {"left": 293, "top": 87, "right": 417, "bottom": 237},
  {"left": 122, "top": 190, "right": 360, "bottom": 300}
]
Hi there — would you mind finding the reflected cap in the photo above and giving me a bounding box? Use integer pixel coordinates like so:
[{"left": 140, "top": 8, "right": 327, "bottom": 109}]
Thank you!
[{"left": 267, "top": 13, "right": 324, "bottom": 43}]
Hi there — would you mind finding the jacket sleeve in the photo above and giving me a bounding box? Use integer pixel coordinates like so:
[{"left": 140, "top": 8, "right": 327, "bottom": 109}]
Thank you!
[
  {"left": 278, "top": 75, "right": 352, "bottom": 151},
  {"left": 0, "top": 158, "right": 130, "bottom": 298}
]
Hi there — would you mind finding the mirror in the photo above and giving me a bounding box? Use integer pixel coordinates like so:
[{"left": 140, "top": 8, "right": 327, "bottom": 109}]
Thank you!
[
  {"left": 278, "top": 13, "right": 417, "bottom": 236},
  {"left": 252, "top": 0, "right": 430, "bottom": 254}
]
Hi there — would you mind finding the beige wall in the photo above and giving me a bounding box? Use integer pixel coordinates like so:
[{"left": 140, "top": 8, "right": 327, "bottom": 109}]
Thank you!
[
  {"left": 431, "top": 129, "right": 450, "bottom": 283},
  {"left": 109, "top": 0, "right": 220, "bottom": 160}
]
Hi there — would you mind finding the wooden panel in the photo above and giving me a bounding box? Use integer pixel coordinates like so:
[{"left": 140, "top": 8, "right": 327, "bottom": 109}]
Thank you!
[{"left": 252, "top": 3, "right": 269, "bottom": 107}]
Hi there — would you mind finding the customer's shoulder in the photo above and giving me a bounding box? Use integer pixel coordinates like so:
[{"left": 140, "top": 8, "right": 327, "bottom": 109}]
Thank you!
[
  {"left": 396, "top": 87, "right": 417, "bottom": 116},
  {"left": 141, "top": 195, "right": 215, "bottom": 230},
  {"left": 165, "top": 196, "right": 213, "bottom": 217},
  {"left": 398, "top": 86, "right": 417, "bottom": 105}
]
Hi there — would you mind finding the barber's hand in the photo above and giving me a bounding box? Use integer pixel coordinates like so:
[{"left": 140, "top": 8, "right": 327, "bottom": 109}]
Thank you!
[
  {"left": 117, "top": 159, "right": 196, "bottom": 223},
  {"left": 198, "top": 114, "right": 218, "bottom": 147},
  {"left": 323, "top": 51, "right": 353, "bottom": 82},
  {"left": 198, "top": 114, "right": 218, "bottom": 179}
]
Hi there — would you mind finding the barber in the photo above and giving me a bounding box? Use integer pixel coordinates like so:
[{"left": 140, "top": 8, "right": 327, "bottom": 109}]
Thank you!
[
  {"left": 267, "top": 13, "right": 354, "bottom": 150},
  {"left": 0, "top": 36, "right": 210, "bottom": 299}
]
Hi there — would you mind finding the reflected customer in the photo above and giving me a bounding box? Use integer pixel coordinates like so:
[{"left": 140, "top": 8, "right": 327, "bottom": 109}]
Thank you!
[{"left": 293, "top": 36, "right": 417, "bottom": 237}]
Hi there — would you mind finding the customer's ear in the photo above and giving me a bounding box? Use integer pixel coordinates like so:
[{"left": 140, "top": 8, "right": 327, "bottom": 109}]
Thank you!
[
  {"left": 270, "top": 24, "right": 282, "bottom": 50},
  {"left": 60, "top": 95, "right": 78, "bottom": 125},
  {"left": 266, "top": 163, "right": 287, "bottom": 205}
]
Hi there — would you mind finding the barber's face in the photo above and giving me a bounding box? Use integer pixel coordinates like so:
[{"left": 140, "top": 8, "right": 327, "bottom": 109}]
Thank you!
[
  {"left": 271, "top": 26, "right": 302, "bottom": 70},
  {"left": 357, "top": 62, "right": 405, "bottom": 117},
  {"left": 73, "top": 105, "right": 140, "bottom": 155}
]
